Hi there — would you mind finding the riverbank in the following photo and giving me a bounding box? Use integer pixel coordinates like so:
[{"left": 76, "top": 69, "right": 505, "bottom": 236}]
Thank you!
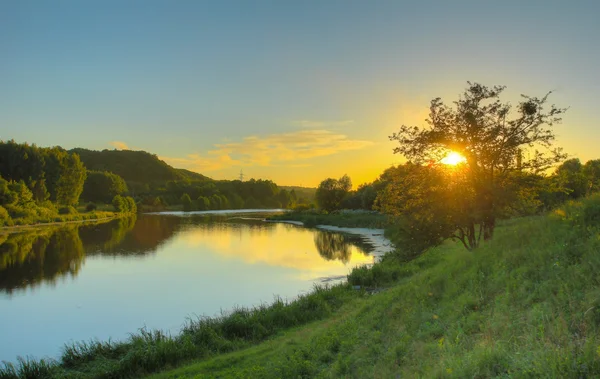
[
  {"left": 269, "top": 219, "right": 394, "bottom": 261},
  {"left": 0, "top": 211, "right": 119, "bottom": 234},
  {"left": 4, "top": 197, "right": 600, "bottom": 377},
  {"left": 151, "top": 196, "right": 600, "bottom": 378}
]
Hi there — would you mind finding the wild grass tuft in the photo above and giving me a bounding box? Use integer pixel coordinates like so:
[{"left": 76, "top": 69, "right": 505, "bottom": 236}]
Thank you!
[{"left": 0, "top": 357, "right": 56, "bottom": 379}]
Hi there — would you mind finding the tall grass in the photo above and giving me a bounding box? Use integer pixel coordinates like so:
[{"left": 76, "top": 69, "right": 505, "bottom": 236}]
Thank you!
[{"left": 0, "top": 284, "right": 356, "bottom": 378}]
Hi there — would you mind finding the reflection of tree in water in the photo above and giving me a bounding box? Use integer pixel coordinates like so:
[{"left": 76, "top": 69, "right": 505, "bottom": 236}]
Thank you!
[
  {"left": 0, "top": 226, "right": 84, "bottom": 294},
  {"left": 314, "top": 231, "right": 354, "bottom": 264},
  {"left": 78, "top": 215, "right": 180, "bottom": 256},
  {"left": 0, "top": 214, "right": 303, "bottom": 293}
]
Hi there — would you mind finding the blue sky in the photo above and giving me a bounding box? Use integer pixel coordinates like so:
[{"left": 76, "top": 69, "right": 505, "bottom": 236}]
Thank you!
[{"left": 2, "top": 0, "right": 599, "bottom": 186}]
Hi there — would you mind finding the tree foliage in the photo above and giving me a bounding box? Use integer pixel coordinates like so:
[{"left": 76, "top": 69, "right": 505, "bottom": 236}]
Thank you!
[
  {"left": 388, "top": 82, "right": 567, "bottom": 250},
  {"left": 112, "top": 195, "right": 137, "bottom": 213},
  {"left": 315, "top": 175, "right": 352, "bottom": 212},
  {"left": 82, "top": 171, "right": 128, "bottom": 203},
  {"left": 0, "top": 140, "right": 87, "bottom": 206},
  {"left": 181, "top": 194, "right": 192, "bottom": 212}
]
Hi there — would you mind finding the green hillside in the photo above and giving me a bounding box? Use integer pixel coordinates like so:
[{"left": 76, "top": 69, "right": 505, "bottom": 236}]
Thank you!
[
  {"left": 71, "top": 148, "right": 210, "bottom": 184},
  {"left": 175, "top": 168, "right": 211, "bottom": 182}
]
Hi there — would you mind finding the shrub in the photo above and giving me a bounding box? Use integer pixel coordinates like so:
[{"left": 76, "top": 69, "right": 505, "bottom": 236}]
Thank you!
[
  {"left": 85, "top": 203, "right": 97, "bottom": 212},
  {"left": 293, "top": 204, "right": 313, "bottom": 212},
  {"left": 5, "top": 204, "right": 37, "bottom": 220},
  {"left": 58, "top": 206, "right": 77, "bottom": 215},
  {"left": 0, "top": 205, "right": 12, "bottom": 226},
  {"left": 582, "top": 194, "right": 600, "bottom": 227},
  {"left": 112, "top": 195, "right": 126, "bottom": 213},
  {"left": 125, "top": 196, "right": 137, "bottom": 214}
]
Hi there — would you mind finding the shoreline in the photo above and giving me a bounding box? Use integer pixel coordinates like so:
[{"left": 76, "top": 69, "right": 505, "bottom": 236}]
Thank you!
[
  {"left": 0, "top": 215, "right": 119, "bottom": 234},
  {"left": 266, "top": 219, "right": 394, "bottom": 261}
]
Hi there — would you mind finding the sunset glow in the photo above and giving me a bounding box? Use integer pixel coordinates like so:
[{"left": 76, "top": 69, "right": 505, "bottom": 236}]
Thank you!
[{"left": 441, "top": 152, "right": 467, "bottom": 166}]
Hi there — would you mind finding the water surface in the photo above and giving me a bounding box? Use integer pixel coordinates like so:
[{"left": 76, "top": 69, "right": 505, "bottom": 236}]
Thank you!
[{"left": 0, "top": 212, "right": 374, "bottom": 362}]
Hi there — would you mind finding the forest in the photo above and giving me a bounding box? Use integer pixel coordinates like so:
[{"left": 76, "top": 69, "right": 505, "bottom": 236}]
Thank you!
[{"left": 0, "top": 140, "right": 314, "bottom": 226}]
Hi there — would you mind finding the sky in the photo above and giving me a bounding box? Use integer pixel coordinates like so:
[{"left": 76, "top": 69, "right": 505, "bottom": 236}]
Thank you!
[{"left": 1, "top": 0, "right": 599, "bottom": 187}]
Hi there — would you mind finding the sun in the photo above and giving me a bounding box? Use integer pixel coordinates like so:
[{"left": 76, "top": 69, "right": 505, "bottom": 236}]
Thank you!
[{"left": 441, "top": 151, "right": 466, "bottom": 165}]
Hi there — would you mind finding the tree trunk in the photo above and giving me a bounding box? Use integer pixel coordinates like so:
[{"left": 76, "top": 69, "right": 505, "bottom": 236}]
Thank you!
[{"left": 483, "top": 215, "right": 495, "bottom": 240}]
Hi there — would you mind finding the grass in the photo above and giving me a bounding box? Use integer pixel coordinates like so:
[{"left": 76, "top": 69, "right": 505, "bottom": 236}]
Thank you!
[
  {"left": 267, "top": 210, "right": 390, "bottom": 229},
  {"left": 151, "top": 195, "right": 600, "bottom": 378},
  {"left": 4, "top": 195, "right": 600, "bottom": 378}
]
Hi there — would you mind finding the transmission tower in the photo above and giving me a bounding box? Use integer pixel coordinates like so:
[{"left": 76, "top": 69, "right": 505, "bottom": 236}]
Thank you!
[{"left": 239, "top": 169, "right": 244, "bottom": 181}]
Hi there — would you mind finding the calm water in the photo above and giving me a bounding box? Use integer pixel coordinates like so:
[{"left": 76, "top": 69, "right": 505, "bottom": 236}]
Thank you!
[{"left": 0, "top": 212, "right": 374, "bottom": 362}]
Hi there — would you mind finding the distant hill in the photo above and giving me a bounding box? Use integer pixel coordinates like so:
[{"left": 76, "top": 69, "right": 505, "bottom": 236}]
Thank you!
[
  {"left": 70, "top": 148, "right": 211, "bottom": 184},
  {"left": 176, "top": 168, "right": 211, "bottom": 182}
]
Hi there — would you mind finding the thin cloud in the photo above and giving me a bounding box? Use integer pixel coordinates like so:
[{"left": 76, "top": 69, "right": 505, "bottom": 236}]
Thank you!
[
  {"left": 160, "top": 129, "right": 373, "bottom": 172},
  {"left": 292, "top": 120, "right": 354, "bottom": 128},
  {"left": 110, "top": 141, "right": 129, "bottom": 150}
]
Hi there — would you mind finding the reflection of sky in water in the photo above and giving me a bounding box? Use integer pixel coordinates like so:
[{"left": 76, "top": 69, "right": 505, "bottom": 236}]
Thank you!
[{"left": 0, "top": 215, "right": 372, "bottom": 362}]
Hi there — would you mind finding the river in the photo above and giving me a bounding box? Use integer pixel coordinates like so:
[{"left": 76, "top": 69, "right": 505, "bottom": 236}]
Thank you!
[{"left": 0, "top": 211, "right": 376, "bottom": 362}]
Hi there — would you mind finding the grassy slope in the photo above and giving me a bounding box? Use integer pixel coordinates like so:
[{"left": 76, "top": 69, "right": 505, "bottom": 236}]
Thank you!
[{"left": 155, "top": 198, "right": 600, "bottom": 378}]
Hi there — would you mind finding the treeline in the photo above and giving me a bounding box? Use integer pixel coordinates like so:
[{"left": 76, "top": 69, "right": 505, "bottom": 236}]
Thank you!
[
  {"left": 147, "top": 178, "right": 302, "bottom": 212},
  {"left": 72, "top": 147, "right": 314, "bottom": 211},
  {"left": 0, "top": 141, "right": 314, "bottom": 223},
  {"left": 0, "top": 140, "right": 136, "bottom": 226},
  {"left": 316, "top": 157, "right": 600, "bottom": 215},
  {"left": 0, "top": 140, "right": 88, "bottom": 225}
]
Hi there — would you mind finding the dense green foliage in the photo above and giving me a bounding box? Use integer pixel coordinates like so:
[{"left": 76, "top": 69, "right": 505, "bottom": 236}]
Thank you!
[
  {"left": 388, "top": 82, "right": 567, "bottom": 249},
  {"left": 112, "top": 195, "right": 137, "bottom": 214},
  {"left": 82, "top": 171, "right": 128, "bottom": 203},
  {"left": 0, "top": 140, "right": 87, "bottom": 206},
  {"left": 71, "top": 148, "right": 309, "bottom": 211},
  {"left": 71, "top": 148, "right": 195, "bottom": 185},
  {"left": 0, "top": 175, "right": 114, "bottom": 227},
  {"left": 148, "top": 179, "right": 301, "bottom": 212},
  {"left": 0, "top": 141, "right": 313, "bottom": 224},
  {"left": 315, "top": 175, "right": 352, "bottom": 212},
  {"left": 0, "top": 141, "right": 99, "bottom": 226},
  {"left": 69, "top": 148, "right": 306, "bottom": 211}
]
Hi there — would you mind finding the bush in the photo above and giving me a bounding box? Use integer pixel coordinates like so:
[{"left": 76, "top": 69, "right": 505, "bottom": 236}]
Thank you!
[
  {"left": 293, "top": 204, "right": 314, "bottom": 212},
  {"left": 85, "top": 203, "right": 97, "bottom": 212},
  {"left": 0, "top": 205, "right": 12, "bottom": 226},
  {"left": 58, "top": 206, "right": 77, "bottom": 215},
  {"left": 125, "top": 196, "right": 137, "bottom": 214},
  {"left": 582, "top": 194, "right": 600, "bottom": 227},
  {"left": 5, "top": 204, "right": 37, "bottom": 220},
  {"left": 112, "top": 195, "right": 126, "bottom": 213}
]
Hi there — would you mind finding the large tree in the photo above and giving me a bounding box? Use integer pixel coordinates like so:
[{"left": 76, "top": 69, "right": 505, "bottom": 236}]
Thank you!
[
  {"left": 82, "top": 171, "right": 128, "bottom": 203},
  {"left": 389, "top": 82, "right": 567, "bottom": 249},
  {"left": 315, "top": 175, "right": 352, "bottom": 212}
]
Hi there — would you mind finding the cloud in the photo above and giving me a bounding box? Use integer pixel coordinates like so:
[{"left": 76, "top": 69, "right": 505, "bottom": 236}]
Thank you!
[
  {"left": 110, "top": 141, "right": 129, "bottom": 150},
  {"left": 160, "top": 129, "right": 374, "bottom": 172},
  {"left": 292, "top": 119, "right": 354, "bottom": 128}
]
